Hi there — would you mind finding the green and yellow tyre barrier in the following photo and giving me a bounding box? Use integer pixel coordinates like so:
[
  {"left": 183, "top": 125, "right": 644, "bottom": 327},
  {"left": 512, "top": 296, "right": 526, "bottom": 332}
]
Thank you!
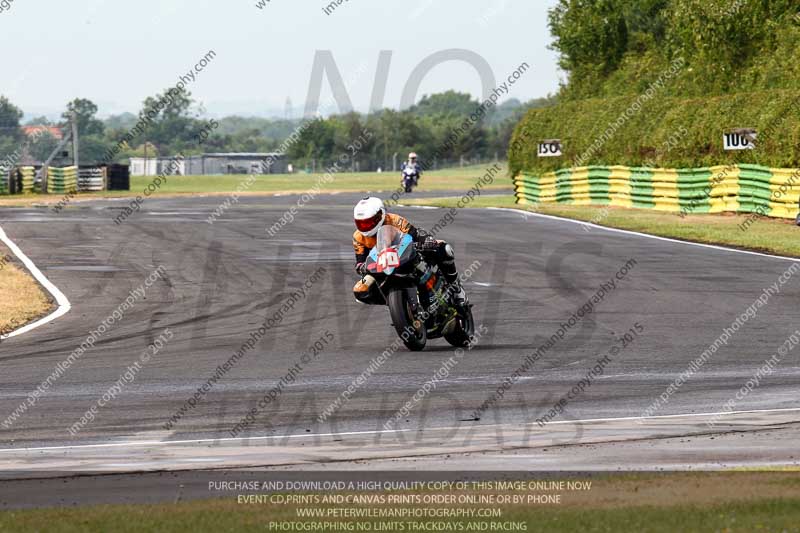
[
  {"left": 19, "top": 166, "right": 36, "bottom": 194},
  {"left": 47, "top": 166, "right": 78, "bottom": 194},
  {"left": 514, "top": 164, "right": 800, "bottom": 220}
]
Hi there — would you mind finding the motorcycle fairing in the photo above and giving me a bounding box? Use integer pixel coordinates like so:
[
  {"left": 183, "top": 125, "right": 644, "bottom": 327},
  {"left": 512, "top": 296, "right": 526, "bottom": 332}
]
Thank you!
[{"left": 366, "top": 232, "right": 413, "bottom": 276}]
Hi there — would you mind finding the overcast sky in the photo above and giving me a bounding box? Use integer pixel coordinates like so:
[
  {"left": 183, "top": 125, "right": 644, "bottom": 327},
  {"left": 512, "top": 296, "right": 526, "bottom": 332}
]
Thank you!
[{"left": 1, "top": 0, "right": 562, "bottom": 119}]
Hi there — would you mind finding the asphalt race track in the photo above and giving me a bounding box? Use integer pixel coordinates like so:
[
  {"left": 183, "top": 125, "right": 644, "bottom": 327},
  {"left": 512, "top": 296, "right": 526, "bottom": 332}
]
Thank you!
[{"left": 0, "top": 193, "right": 799, "bottom": 484}]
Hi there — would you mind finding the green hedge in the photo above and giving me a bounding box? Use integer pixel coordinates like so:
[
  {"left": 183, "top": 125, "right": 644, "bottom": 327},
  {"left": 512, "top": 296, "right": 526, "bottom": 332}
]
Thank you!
[
  {"left": 550, "top": 1, "right": 800, "bottom": 101},
  {"left": 508, "top": 89, "right": 800, "bottom": 176}
]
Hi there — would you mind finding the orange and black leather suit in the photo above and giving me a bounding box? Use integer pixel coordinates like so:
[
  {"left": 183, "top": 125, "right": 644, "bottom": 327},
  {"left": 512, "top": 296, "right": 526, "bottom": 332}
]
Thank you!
[
  {"left": 352, "top": 213, "right": 459, "bottom": 286},
  {"left": 352, "top": 213, "right": 421, "bottom": 265}
]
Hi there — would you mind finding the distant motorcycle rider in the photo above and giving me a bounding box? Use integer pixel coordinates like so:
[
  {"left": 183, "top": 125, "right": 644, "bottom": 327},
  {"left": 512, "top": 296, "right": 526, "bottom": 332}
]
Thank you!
[
  {"left": 352, "top": 196, "right": 467, "bottom": 306},
  {"left": 400, "top": 152, "right": 422, "bottom": 185}
]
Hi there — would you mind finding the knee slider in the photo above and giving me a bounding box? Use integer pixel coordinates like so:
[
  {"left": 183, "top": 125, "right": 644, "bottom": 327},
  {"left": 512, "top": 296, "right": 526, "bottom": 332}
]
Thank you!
[{"left": 442, "top": 243, "right": 455, "bottom": 261}]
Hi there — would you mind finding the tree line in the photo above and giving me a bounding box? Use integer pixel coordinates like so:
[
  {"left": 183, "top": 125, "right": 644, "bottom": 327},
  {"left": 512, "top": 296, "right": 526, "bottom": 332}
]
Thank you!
[{"left": 0, "top": 90, "right": 554, "bottom": 173}]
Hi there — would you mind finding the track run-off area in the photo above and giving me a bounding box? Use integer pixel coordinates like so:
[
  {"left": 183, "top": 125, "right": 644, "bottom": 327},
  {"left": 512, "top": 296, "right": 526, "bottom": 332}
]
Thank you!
[{"left": 0, "top": 192, "right": 798, "bottom": 474}]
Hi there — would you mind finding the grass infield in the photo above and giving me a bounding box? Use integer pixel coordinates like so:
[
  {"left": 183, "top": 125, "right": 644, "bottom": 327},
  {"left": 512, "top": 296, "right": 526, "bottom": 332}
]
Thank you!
[
  {"left": 0, "top": 244, "right": 53, "bottom": 336},
  {"left": 0, "top": 472, "right": 798, "bottom": 532},
  {"left": 402, "top": 196, "right": 800, "bottom": 258}
]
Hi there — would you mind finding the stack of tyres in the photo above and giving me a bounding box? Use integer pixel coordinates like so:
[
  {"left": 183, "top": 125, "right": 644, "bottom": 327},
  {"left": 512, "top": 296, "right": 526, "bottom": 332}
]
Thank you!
[
  {"left": 7, "top": 168, "right": 18, "bottom": 194},
  {"left": 78, "top": 167, "right": 105, "bottom": 192},
  {"left": 0, "top": 169, "right": 8, "bottom": 195},
  {"left": 48, "top": 166, "right": 78, "bottom": 194},
  {"left": 9, "top": 168, "right": 19, "bottom": 194},
  {"left": 106, "top": 164, "right": 130, "bottom": 191},
  {"left": 19, "top": 166, "right": 35, "bottom": 194}
]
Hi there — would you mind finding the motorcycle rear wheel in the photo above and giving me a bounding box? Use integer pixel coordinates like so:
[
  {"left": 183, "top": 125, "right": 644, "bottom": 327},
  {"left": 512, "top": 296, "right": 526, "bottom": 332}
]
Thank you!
[
  {"left": 387, "top": 288, "right": 427, "bottom": 351},
  {"left": 444, "top": 306, "right": 475, "bottom": 348}
]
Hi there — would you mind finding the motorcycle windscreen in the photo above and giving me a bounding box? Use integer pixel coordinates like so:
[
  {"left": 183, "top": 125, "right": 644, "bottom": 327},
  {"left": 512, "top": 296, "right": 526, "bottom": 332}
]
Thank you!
[{"left": 368, "top": 225, "right": 413, "bottom": 275}]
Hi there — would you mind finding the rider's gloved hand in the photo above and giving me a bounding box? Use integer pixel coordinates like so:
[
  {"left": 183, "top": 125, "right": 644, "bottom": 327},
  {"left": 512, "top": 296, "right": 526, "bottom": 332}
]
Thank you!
[
  {"left": 418, "top": 236, "right": 439, "bottom": 252},
  {"left": 355, "top": 262, "right": 368, "bottom": 277}
]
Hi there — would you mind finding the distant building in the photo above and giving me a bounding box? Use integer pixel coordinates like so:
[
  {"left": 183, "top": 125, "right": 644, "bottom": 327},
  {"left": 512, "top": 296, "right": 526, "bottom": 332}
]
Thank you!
[
  {"left": 129, "top": 153, "right": 288, "bottom": 176},
  {"left": 184, "top": 153, "right": 288, "bottom": 175},
  {"left": 129, "top": 157, "right": 183, "bottom": 176}
]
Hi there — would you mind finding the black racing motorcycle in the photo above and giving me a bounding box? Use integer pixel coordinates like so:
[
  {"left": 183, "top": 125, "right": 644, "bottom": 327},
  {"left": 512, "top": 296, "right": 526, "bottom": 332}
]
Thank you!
[{"left": 355, "top": 225, "right": 474, "bottom": 351}]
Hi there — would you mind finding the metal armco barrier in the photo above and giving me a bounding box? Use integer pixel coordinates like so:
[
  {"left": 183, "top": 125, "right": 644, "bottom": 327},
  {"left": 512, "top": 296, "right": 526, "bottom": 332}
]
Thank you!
[{"left": 514, "top": 164, "right": 800, "bottom": 220}]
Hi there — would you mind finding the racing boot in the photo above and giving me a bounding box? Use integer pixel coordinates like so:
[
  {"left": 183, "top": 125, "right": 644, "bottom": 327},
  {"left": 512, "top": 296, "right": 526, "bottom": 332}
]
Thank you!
[
  {"left": 438, "top": 243, "right": 468, "bottom": 308},
  {"left": 450, "top": 280, "right": 468, "bottom": 308}
]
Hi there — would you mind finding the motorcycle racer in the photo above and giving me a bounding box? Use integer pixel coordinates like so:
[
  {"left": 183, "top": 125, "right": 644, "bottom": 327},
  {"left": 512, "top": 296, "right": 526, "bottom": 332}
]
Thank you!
[
  {"left": 400, "top": 152, "right": 422, "bottom": 185},
  {"left": 352, "top": 196, "right": 467, "bottom": 307}
]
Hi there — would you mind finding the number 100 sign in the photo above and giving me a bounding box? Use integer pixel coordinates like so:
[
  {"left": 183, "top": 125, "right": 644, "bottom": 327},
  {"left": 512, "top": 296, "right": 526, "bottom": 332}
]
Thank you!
[
  {"left": 538, "top": 140, "right": 562, "bottom": 157},
  {"left": 724, "top": 129, "right": 757, "bottom": 151}
]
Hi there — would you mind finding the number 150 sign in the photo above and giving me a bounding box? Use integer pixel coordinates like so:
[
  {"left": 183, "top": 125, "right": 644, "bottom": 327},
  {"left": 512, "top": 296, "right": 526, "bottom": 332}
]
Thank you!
[{"left": 538, "top": 140, "right": 562, "bottom": 157}]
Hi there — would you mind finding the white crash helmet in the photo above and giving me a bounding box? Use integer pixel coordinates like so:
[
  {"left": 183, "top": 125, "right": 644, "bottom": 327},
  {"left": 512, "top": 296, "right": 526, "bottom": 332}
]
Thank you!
[
  {"left": 408, "top": 152, "right": 418, "bottom": 160},
  {"left": 354, "top": 196, "right": 386, "bottom": 237}
]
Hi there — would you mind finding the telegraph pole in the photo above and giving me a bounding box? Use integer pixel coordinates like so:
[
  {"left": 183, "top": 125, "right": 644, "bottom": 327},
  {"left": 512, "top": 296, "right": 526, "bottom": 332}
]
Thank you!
[{"left": 71, "top": 112, "right": 79, "bottom": 169}]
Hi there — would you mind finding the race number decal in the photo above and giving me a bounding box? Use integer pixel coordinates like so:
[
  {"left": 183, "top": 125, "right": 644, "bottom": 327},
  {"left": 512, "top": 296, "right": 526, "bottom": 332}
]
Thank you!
[{"left": 377, "top": 249, "right": 400, "bottom": 271}]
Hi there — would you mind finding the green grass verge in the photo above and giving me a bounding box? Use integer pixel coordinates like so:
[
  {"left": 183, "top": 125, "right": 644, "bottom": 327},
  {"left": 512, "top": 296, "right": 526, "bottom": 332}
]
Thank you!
[
  {"left": 128, "top": 165, "right": 510, "bottom": 195},
  {"left": 2, "top": 472, "right": 799, "bottom": 532},
  {"left": 0, "top": 165, "right": 511, "bottom": 207},
  {"left": 1, "top": 499, "right": 797, "bottom": 533},
  {"left": 402, "top": 196, "right": 800, "bottom": 258}
]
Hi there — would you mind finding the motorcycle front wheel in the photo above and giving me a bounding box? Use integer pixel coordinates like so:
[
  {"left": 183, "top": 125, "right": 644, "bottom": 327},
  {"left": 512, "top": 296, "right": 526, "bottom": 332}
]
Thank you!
[{"left": 387, "top": 288, "right": 427, "bottom": 351}]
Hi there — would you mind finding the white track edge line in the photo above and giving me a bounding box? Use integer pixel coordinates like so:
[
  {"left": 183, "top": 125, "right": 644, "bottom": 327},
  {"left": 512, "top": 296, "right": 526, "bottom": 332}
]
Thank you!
[
  {"left": 486, "top": 207, "right": 800, "bottom": 263},
  {"left": 2, "top": 406, "right": 798, "bottom": 454},
  {"left": 0, "top": 225, "right": 71, "bottom": 340}
]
